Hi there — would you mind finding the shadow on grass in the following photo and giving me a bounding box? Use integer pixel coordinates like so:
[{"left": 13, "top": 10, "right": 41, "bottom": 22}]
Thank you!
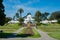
[{"left": 0, "top": 33, "right": 32, "bottom": 38}]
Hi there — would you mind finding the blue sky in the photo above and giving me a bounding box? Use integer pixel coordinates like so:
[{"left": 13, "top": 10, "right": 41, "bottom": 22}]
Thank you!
[{"left": 3, "top": 0, "right": 60, "bottom": 18}]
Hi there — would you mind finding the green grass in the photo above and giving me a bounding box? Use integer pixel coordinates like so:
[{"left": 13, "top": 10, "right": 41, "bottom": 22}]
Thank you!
[
  {"left": 0, "top": 23, "right": 20, "bottom": 33},
  {"left": 30, "top": 28, "right": 41, "bottom": 38},
  {"left": 0, "top": 23, "right": 21, "bottom": 38},
  {"left": 38, "top": 23, "right": 60, "bottom": 40},
  {"left": 38, "top": 24, "right": 60, "bottom": 32},
  {"left": 48, "top": 32, "right": 60, "bottom": 40},
  {"left": 17, "top": 27, "right": 41, "bottom": 38}
]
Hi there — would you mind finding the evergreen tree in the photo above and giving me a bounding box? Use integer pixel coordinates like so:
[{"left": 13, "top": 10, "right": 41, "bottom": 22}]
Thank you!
[{"left": 0, "top": 0, "right": 6, "bottom": 26}]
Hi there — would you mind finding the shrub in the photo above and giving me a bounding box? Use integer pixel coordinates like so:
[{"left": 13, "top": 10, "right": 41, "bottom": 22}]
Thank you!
[
  {"left": 36, "top": 22, "right": 41, "bottom": 26},
  {"left": 57, "top": 19, "right": 60, "bottom": 24},
  {"left": 19, "top": 18, "right": 24, "bottom": 25}
]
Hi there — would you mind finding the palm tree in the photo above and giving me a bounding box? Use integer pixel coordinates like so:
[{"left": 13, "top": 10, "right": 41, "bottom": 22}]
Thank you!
[
  {"left": 15, "top": 13, "right": 19, "bottom": 18},
  {"left": 18, "top": 8, "right": 24, "bottom": 18}
]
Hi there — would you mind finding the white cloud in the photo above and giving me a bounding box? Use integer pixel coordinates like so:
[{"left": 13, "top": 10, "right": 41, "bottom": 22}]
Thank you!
[
  {"left": 14, "top": 5, "right": 38, "bottom": 11},
  {"left": 21, "top": 0, "right": 40, "bottom": 6}
]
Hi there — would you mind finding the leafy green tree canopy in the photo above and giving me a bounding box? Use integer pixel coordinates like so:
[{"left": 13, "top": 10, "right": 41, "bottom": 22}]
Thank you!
[
  {"left": 41, "top": 12, "right": 49, "bottom": 20},
  {"left": 35, "top": 11, "right": 41, "bottom": 22},
  {"left": 50, "top": 11, "right": 60, "bottom": 20}
]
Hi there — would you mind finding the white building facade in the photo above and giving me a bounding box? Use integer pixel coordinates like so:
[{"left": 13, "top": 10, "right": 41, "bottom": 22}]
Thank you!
[
  {"left": 24, "top": 14, "right": 34, "bottom": 24},
  {"left": 8, "top": 20, "right": 19, "bottom": 24}
]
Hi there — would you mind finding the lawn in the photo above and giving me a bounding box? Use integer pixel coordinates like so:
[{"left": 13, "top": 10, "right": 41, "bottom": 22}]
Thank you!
[
  {"left": 38, "top": 23, "right": 60, "bottom": 40},
  {"left": 0, "top": 23, "right": 20, "bottom": 33},
  {"left": 0, "top": 23, "right": 21, "bottom": 38},
  {"left": 48, "top": 32, "right": 60, "bottom": 40},
  {"left": 17, "top": 27, "right": 41, "bottom": 38}
]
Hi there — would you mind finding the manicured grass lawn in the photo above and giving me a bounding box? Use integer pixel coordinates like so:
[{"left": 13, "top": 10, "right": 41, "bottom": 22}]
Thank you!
[
  {"left": 17, "top": 27, "right": 41, "bottom": 38},
  {"left": 38, "top": 24, "right": 60, "bottom": 32},
  {"left": 48, "top": 32, "right": 60, "bottom": 40},
  {"left": 0, "top": 23, "right": 21, "bottom": 38},
  {"left": 0, "top": 23, "right": 20, "bottom": 33},
  {"left": 38, "top": 23, "right": 60, "bottom": 40}
]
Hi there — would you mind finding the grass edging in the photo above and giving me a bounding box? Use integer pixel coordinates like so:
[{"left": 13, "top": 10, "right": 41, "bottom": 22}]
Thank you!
[{"left": 17, "top": 27, "right": 41, "bottom": 38}]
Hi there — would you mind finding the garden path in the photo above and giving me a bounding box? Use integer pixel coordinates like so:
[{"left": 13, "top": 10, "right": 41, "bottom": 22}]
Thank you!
[
  {"left": 1, "top": 27, "right": 57, "bottom": 40},
  {"left": 34, "top": 27, "right": 57, "bottom": 40}
]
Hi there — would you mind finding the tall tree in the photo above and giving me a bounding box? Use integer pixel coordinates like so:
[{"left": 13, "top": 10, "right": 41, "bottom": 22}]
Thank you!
[
  {"left": 41, "top": 12, "right": 49, "bottom": 20},
  {"left": 44, "top": 12, "right": 49, "bottom": 17},
  {"left": 35, "top": 11, "right": 41, "bottom": 23},
  {"left": 49, "top": 11, "right": 60, "bottom": 20},
  {"left": 18, "top": 8, "right": 24, "bottom": 18},
  {"left": 17, "top": 8, "right": 24, "bottom": 25},
  {"left": 0, "top": 0, "right": 6, "bottom": 26}
]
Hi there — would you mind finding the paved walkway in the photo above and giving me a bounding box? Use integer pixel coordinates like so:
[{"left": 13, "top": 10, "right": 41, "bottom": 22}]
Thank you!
[
  {"left": 1, "top": 27, "right": 57, "bottom": 40},
  {"left": 34, "top": 27, "right": 57, "bottom": 40},
  {"left": 12, "top": 27, "right": 25, "bottom": 35}
]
